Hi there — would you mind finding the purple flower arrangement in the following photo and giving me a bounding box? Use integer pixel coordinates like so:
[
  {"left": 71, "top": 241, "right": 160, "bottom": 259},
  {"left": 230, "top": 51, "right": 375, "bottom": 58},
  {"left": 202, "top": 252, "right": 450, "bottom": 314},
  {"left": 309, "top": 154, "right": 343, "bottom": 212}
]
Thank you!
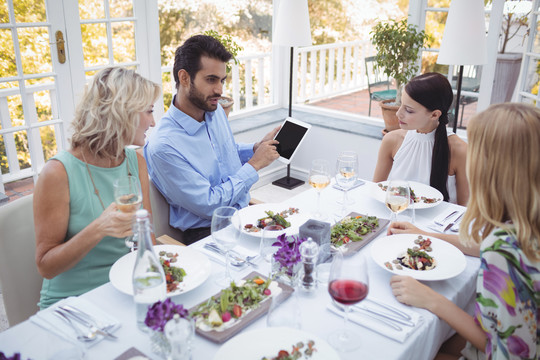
[
  {"left": 272, "top": 233, "right": 306, "bottom": 276},
  {"left": 0, "top": 353, "right": 23, "bottom": 360},
  {"left": 144, "top": 298, "right": 189, "bottom": 332}
]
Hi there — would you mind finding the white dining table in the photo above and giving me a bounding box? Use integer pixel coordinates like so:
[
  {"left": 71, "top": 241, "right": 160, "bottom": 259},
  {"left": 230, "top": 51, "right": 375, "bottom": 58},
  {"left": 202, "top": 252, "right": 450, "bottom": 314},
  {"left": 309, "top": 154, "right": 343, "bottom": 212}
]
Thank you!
[{"left": 0, "top": 180, "right": 480, "bottom": 360}]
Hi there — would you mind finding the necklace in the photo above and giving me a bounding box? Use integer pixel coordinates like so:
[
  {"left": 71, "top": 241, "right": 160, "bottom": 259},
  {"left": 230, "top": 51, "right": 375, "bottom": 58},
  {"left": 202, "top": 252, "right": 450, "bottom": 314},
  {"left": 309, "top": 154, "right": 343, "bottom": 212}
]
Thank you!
[{"left": 82, "top": 150, "right": 131, "bottom": 211}]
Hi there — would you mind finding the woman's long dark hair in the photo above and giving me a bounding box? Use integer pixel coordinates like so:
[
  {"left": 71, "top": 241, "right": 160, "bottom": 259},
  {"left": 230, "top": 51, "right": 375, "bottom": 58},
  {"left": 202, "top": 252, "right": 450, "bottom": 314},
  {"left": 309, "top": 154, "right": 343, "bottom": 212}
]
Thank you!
[{"left": 404, "top": 72, "right": 454, "bottom": 201}]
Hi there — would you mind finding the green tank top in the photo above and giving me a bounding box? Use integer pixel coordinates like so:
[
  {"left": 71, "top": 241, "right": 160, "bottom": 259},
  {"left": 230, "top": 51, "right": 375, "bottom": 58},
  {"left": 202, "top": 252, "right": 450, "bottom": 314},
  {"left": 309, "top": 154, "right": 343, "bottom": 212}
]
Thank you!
[{"left": 39, "top": 148, "right": 139, "bottom": 309}]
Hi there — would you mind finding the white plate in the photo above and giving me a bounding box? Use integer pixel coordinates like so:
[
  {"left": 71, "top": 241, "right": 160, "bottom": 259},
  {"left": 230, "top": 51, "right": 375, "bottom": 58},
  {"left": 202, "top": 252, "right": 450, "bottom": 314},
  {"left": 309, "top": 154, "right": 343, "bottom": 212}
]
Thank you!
[
  {"left": 213, "top": 327, "right": 340, "bottom": 360},
  {"left": 373, "top": 181, "right": 444, "bottom": 209},
  {"left": 370, "top": 234, "right": 466, "bottom": 281},
  {"left": 108, "top": 245, "right": 211, "bottom": 296},
  {"left": 237, "top": 203, "right": 309, "bottom": 238}
]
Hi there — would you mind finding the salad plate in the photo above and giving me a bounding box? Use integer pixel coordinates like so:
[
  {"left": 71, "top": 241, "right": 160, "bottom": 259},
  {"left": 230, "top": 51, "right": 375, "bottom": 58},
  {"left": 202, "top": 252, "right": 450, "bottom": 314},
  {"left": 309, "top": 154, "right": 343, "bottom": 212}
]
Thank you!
[
  {"left": 330, "top": 212, "right": 389, "bottom": 255},
  {"left": 108, "top": 245, "right": 211, "bottom": 297},
  {"left": 370, "top": 234, "right": 466, "bottom": 281},
  {"left": 373, "top": 181, "right": 444, "bottom": 209},
  {"left": 190, "top": 271, "right": 293, "bottom": 344},
  {"left": 213, "top": 327, "right": 340, "bottom": 360},
  {"left": 237, "top": 203, "right": 309, "bottom": 238}
]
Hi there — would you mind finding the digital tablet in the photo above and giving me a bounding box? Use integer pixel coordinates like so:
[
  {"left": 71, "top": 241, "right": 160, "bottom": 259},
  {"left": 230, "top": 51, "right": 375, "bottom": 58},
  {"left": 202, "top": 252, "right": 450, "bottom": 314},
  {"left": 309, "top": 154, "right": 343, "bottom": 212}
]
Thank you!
[{"left": 273, "top": 117, "right": 311, "bottom": 164}]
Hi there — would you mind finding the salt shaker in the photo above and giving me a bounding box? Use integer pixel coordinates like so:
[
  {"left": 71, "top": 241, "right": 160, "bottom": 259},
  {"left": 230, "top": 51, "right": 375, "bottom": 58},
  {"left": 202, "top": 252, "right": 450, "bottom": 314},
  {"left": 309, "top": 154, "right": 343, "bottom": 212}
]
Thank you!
[
  {"left": 164, "top": 314, "right": 193, "bottom": 360},
  {"left": 299, "top": 237, "right": 319, "bottom": 292}
]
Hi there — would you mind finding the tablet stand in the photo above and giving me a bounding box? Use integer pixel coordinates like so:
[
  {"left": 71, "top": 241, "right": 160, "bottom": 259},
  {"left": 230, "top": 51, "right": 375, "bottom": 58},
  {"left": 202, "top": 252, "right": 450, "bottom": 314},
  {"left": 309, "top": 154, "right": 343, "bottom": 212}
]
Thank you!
[{"left": 272, "top": 164, "right": 305, "bottom": 190}]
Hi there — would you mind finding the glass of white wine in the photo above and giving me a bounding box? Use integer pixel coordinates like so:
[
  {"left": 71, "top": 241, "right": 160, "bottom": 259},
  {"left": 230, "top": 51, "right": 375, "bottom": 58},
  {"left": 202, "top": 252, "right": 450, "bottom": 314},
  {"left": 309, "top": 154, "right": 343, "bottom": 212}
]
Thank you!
[
  {"left": 212, "top": 206, "right": 240, "bottom": 287},
  {"left": 335, "top": 151, "right": 358, "bottom": 217},
  {"left": 308, "top": 159, "right": 331, "bottom": 220},
  {"left": 385, "top": 180, "right": 410, "bottom": 222},
  {"left": 113, "top": 175, "right": 143, "bottom": 251}
]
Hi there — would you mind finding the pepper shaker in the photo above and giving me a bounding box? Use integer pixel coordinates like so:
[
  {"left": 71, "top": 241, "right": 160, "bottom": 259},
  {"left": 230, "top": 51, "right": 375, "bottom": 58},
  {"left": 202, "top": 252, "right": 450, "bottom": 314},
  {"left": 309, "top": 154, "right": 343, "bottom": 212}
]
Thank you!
[{"left": 299, "top": 237, "right": 319, "bottom": 292}]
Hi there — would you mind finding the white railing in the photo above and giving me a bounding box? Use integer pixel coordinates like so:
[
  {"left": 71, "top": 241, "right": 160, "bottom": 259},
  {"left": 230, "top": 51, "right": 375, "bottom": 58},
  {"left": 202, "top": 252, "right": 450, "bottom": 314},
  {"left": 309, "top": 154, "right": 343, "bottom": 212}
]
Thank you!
[
  {"left": 295, "top": 40, "right": 373, "bottom": 104},
  {"left": 0, "top": 83, "right": 65, "bottom": 192}
]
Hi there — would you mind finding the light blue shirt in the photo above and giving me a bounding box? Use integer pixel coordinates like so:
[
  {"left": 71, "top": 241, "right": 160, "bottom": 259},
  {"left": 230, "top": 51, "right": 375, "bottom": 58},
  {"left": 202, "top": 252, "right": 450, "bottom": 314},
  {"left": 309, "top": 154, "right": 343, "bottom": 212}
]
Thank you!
[{"left": 144, "top": 98, "right": 258, "bottom": 231}]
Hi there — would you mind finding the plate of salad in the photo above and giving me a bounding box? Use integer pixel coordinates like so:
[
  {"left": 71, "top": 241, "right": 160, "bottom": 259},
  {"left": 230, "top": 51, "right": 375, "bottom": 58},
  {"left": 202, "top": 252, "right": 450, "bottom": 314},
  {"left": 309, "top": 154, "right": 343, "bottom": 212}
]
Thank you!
[
  {"left": 330, "top": 212, "right": 389, "bottom": 255},
  {"left": 237, "top": 203, "right": 309, "bottom": 238},
  {"left": 374, "top": 181, "right": 444, "bottom": 209},
  {"left": 109, "top": 245, "right": 211, "bottom": 297},
  {"left": 213, "top": 327, "right": 339, "bottom": 360},
  {"left": 189, "top": 271, "right": 294, "bottom": 343},
  {"left": 370, "top": 234, "right": 466, "bottom": 281}
]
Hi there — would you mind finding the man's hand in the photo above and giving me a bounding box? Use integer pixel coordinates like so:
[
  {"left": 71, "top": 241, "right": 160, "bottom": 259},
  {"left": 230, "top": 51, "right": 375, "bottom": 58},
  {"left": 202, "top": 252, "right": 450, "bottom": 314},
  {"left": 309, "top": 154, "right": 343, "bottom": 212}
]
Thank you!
[
  {"left": 248, "top": 138, "right": 279, "bottom": 171},
  {"left": 253, "top": 126, "right": 280, "bottom": 153}
]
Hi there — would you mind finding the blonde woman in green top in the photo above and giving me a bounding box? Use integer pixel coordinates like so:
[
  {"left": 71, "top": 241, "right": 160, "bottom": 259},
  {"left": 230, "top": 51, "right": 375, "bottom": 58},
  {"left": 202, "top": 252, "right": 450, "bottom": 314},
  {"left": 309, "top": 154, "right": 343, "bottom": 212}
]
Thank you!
[{"left": 34, "top": 67, "right": 161, "bottom": 308}]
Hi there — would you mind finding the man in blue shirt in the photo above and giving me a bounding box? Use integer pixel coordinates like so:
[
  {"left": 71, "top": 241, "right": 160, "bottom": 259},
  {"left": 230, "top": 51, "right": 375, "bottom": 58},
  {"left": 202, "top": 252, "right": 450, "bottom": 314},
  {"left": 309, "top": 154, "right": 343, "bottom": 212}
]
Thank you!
[{"left": 144, "top": 35, "right": 280, "bottom": 244}]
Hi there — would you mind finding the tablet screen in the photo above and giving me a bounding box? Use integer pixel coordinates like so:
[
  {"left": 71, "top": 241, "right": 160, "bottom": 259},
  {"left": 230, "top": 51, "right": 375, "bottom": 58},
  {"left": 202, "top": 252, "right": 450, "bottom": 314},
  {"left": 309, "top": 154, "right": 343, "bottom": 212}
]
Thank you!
[{"left": 274, "top": 120, "right": 309, "bottom": 160}]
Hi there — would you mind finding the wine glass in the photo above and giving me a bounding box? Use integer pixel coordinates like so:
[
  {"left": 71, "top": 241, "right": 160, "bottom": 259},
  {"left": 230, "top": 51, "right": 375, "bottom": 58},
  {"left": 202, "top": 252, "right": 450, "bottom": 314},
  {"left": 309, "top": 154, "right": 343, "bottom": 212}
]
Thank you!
[
  {"left": 385, "top": 180, "right": 410, "bottom": 222},
  {"left": 327, "top": 251, "right": 369, "bottom": 352},
  {"left": 211, "top": 206, "right": 240, "bottom": 287},
  {"left": 308, "top": 159, "right": 331, "bottom": 220},
  {"left": 335, "top": 151, "right": 358, "bottom": 217},
  {"left": 260, "top": 224, "right": 285, "bottom": 263},
  {"left": 113, "top": 175, "right": 143, "bottom": 251}
]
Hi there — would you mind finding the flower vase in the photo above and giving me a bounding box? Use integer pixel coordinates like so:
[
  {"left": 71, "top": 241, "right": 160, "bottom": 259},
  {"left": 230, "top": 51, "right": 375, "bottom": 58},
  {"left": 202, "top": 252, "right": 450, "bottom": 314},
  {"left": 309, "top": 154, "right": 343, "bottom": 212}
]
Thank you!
[
  {"left": 150, "top": 330, "right": 171, "bottom": 359},
  {"left": 271, "top": 257, "right": 301, "bottom": 287}
]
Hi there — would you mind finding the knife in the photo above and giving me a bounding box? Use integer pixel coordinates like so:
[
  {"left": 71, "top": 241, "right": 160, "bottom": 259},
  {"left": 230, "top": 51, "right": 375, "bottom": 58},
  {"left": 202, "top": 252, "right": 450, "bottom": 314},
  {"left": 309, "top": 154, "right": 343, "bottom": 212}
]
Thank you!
[
  {"left": 354, "top": 304, "right": 415, "bottom": 327},
  {"left": 58, "top": 307, "right": 117, "bottom": 340},
  {"left": 330, "top": 303, "right": 402, "bottom": 331}
]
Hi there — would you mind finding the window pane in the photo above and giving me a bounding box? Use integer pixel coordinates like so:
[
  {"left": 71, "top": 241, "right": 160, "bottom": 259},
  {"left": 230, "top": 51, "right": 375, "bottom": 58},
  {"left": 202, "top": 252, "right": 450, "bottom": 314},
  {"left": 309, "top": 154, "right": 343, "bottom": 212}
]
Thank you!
[
  {"left": 533, "top": 21, "right": 540, "bottom": 53},
  {"left": 0, "top": 29, "right": 17, "bottom": 77},
  {"left": 521, "top": 58, "right": 540, "bottom": 95},
  {"left": 0, "top": 81, "right": 18, "bottom": 90},
  {"left": 421, "top": 51, "right": 447, "bottom": 74},
  {"left": 112, "top": 21, "right": 135, "bottom": 63},
  {"left": 109, "top": 0, "right": 133, "bottom": 18},
  {"left": 81, "top": 23, "right": 109, "bottom": 67},
  {"left": 79, "top": 0, "right": 105, "bottom": 20},
  {"left": 7, "top": 94, "right": 23, "bottom": 125},
  {"left": 33, "top": 88, "right": 52, "bottom": 122},
  {"left": 427, "top": 0, "right": 451, "bottom": 8},
  {"left": 0, "top": 0, "right": 8, "bottom": 23},
  {"left": 39, "top": 125, "right": 57, "bottom": 161},
  {"left": 425, "top": 11, "right": 448, "bottom": 49},
  {"left": 13, "top": 0, "right": 46, "bottom": 23},
  {"left": 14, "top": 130, "right": 30, "bottom": 169},
  {"left": 18, "top": 27, "right": 52, "bottom": 75}
]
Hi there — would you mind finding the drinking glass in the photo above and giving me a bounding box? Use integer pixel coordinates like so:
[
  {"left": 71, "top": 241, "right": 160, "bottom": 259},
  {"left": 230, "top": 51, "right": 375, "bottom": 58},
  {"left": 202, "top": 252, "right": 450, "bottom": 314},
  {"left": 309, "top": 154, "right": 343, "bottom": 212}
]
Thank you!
[
  {"left": 327, "top": 251, "right": 369, "bottom": 352},
  {"left": 335, "top": 151, "right": 358, "bottom": 217},
  {"left": 385, "top": 180, "right": 410, "bottom": 222},
  {"left": 259, "top": 224, "right": 285, "bottom": 263},
  {"left": 211, "top": 206, "right": 240, "bottom": 287},
  {"left": 113, "top": 175, "right": 143, "bottom": 251},
  {"left": 308, "top": 159, "right": 331, "bottom": 220}
]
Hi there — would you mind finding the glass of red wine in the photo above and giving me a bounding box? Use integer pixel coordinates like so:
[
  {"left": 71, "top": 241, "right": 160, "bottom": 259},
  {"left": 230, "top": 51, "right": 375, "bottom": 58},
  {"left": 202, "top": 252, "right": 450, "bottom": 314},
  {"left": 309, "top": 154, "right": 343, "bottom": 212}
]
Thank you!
[{"left": 327, "top": 250, "right": 369, "bottom": 352}]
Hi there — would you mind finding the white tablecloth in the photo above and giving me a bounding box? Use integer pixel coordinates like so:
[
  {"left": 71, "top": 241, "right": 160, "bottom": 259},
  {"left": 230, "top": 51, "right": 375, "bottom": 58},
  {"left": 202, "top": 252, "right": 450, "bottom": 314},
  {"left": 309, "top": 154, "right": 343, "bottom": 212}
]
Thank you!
[{"left": 0, "top": 180, "right": 480, "bottom": 360}]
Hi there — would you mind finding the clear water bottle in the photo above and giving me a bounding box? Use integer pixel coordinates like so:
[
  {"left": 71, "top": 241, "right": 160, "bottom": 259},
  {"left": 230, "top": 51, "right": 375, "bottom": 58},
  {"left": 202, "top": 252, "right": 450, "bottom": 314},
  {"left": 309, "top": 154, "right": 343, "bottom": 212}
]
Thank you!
[{"left": 132, "top": 209, "right": 166, "bottom": 332}]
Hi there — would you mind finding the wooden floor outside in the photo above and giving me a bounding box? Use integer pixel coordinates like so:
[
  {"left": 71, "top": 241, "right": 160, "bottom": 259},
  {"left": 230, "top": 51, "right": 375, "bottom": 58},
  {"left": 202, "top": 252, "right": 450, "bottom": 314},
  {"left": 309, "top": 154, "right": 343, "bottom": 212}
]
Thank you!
[{"left": 1, "top": 88, "right": 477, "bottom": 204}]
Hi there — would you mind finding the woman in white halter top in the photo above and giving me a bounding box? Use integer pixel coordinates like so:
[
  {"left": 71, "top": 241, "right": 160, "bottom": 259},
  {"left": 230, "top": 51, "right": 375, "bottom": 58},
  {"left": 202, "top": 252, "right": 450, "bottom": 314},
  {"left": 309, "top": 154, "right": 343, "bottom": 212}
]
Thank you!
[{"left": 373, "top": 72, "right": 469, "bottom": 206}]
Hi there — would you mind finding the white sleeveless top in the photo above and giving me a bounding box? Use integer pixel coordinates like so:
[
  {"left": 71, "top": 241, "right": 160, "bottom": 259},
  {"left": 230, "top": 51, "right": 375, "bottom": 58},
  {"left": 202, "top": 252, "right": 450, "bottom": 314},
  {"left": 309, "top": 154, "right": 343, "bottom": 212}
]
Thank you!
[{"left": 388, "top": 128, "right": 457, "bottom": 204}]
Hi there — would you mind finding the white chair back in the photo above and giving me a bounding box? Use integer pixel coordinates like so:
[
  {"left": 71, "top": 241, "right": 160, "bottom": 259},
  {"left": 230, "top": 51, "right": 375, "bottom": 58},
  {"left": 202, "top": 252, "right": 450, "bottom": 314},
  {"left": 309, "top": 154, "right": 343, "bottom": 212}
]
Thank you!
[
  {"left": 149, "top": 180, "right": 185, "bottom": 243},
  {"left": 0, "top": 195, "right": 42, "bottom": 326}
]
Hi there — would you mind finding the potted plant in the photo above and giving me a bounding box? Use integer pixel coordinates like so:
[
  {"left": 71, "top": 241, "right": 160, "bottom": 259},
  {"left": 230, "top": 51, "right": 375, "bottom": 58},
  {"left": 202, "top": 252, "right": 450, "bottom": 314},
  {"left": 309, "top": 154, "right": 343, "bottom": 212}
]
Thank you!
[
  {"left": 370, "top": 19, "right": 430, "bottom": 132},
  {"left": 486, "top": 0, "right": 531, "bottom": 103},
  {"left": 203, "top": 30, "right": 243, "bottom": 117}
]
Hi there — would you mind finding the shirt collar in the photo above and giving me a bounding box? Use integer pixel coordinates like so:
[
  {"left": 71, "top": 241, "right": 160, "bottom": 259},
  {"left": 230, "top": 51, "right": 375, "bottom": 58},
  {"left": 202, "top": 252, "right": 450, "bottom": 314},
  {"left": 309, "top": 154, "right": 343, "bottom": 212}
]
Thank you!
[{"left": 167, "top": 95, "right": 216, "bottom": 136}]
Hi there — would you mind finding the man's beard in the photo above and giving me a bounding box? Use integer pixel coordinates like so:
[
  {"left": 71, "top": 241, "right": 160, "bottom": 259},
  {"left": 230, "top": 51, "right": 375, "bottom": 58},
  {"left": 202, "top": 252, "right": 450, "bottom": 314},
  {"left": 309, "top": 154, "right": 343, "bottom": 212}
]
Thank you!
[{"left": 188, "top": 81, "right": 219, "bottom": 112}]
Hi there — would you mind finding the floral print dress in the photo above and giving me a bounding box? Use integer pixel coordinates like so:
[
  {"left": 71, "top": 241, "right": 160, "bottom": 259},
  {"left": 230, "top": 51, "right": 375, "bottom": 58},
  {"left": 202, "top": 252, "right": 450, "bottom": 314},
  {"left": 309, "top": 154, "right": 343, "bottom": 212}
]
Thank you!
[{"left": 462, "top": 228, "right": 540, "bottom": 360}]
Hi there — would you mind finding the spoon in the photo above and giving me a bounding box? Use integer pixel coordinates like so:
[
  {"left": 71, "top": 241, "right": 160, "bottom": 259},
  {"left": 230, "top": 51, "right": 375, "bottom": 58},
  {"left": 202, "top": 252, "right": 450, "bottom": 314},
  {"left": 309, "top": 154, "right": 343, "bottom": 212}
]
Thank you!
[{"left": 54, "top": 309, "right": 97, "bottom": 342}]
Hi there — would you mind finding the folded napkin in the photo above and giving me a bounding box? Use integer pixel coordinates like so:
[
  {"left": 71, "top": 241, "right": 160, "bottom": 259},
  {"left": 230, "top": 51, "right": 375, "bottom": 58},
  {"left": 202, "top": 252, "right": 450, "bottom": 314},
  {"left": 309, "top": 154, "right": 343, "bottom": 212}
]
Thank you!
[
  {"left": 332, "top": 179, "right": 365, "bottom": 191},
  {"left": 31, "top": 296, "right": 121, "bottom": 347},
  {"left": 198, "top": 242, "right": 259, "bottom": 271},
  {"left": 327, "top": 299, "right": 423, "bottom": 343},
  {"left": 427, "top": 209, "right": 464, "bottom": 233}
]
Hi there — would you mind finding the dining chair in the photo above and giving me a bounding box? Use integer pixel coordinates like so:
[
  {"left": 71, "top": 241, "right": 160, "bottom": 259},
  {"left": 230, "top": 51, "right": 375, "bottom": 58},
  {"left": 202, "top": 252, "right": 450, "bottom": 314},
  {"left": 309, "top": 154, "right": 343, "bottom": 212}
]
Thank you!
[
  {"left": 0, "top": 194, "right": 42, "bottom": 327},
  {"left": 148, "top": 179, "right": 185, "bottom": 244},
  {"left": 364, "top": 55, "right": 397, "bottom": 116}
]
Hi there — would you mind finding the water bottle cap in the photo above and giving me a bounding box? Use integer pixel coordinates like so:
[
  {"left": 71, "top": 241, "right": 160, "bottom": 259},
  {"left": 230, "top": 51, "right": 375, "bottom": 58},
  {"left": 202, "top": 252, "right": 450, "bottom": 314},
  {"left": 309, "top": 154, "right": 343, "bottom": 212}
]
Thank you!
[
  {"left": 136, "top": 209, "right": 148, "bottom": 218},
  {"left": 300, "top": 237, "right": 319, "bottom": 259}
]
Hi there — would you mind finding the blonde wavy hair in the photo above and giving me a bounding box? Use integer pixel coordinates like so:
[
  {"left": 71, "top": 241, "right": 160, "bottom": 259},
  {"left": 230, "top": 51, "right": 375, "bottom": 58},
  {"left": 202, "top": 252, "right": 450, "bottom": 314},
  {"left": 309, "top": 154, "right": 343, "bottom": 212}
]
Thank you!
[
  {"left": 70, "top": 67, "right": 161, "bottom": 160},
  {"left": 459, "top": 103, "right": 540, "bottom": 260}
]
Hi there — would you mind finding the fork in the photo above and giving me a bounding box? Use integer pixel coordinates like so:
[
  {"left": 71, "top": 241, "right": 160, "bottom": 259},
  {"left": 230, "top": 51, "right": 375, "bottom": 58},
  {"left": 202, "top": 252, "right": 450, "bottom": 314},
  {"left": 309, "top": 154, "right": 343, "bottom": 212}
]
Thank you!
[
  {"left": 203, "top": 244, "right": 249, "bottom": 267},
  {"left": 61, "top": 305, "right": 115, "bottom": 331},
  {"left": 434, "top": 210, "right": 458, "bottom": 226},
  {"left": 204, "top": 243, "right": 258, "bottom": 268}
]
